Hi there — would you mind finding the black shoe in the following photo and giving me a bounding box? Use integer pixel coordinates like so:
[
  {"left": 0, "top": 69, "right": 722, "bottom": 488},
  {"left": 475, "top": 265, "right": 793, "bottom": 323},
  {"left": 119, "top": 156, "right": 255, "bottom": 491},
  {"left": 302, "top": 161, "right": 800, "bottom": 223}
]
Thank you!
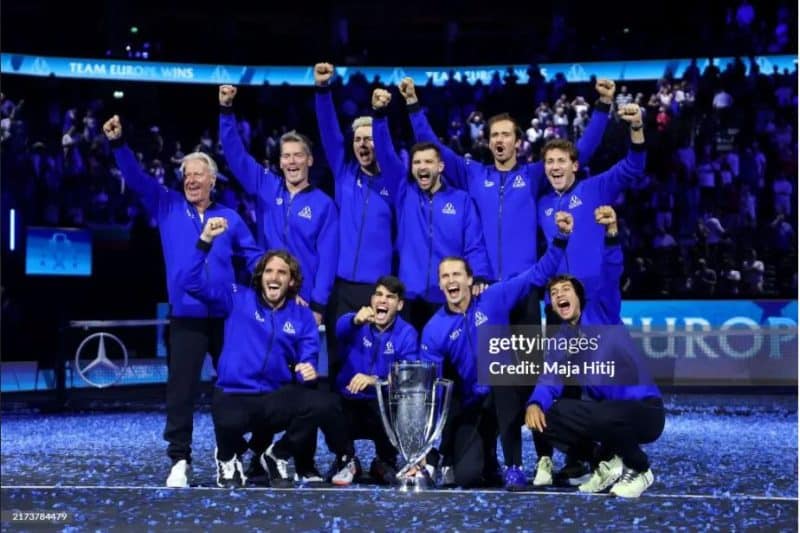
[
  {"left": 260, "top": 444, "right": 294, "bottom": 488},
  {"left": 553, "top": 461, "right": 592, "bottom": 487},
  {"left": 369, "top": 458, "right": 399, "bottom": 486},
  {"left": 245, "top": 455, "right": 267, "bottom": 481},
  {"left": 215, "top": 449, "right": 246, "bottom": 489}
]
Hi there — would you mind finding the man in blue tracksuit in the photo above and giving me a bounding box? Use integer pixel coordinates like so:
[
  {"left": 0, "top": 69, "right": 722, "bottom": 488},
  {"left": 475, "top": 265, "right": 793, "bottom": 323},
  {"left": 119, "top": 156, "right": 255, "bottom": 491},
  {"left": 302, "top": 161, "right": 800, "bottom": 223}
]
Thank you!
[
  {"left": 371, "top": 91, "right": 492, "bottom": 332},
  {"left": 420, "top": 213, "right": 572, "bottom": 488},
  {"left": 218, "top": 85, "right": 339, "bottom": 327},
  {"left": 521, "top": 102, "right": 649, "bottom": 487},
  {"left": 329, "top": 275, "right": 419, "bottom": 486},
  {"left": 526, "top": 206, "right": 665, "bottom": 498},
  {"left": 313, "top": 63, "right": 402, "bottom": 382},
  {"left": 398, "top": 76, "right": 616, "bottom": 487},
  {"left": 102, "top": 115, "right": 262, "bottom": 488},
  {"left": 182, "top": 220, "right": 351, "bottom": 489}
]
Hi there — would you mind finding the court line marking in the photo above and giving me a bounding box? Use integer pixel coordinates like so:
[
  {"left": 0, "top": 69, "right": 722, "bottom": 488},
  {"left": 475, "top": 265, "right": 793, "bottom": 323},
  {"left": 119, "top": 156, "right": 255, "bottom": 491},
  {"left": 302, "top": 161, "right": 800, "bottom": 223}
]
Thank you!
[{"left": 1, "top": 485, "right": 796, "bottom": 502}]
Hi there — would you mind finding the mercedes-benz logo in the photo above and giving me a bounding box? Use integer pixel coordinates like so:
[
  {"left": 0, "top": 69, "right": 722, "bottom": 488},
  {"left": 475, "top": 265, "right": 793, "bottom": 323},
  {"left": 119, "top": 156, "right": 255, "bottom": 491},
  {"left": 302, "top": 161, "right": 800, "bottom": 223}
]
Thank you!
[{"left": 74, "top": 332, "right": 129, "bottom": 388}]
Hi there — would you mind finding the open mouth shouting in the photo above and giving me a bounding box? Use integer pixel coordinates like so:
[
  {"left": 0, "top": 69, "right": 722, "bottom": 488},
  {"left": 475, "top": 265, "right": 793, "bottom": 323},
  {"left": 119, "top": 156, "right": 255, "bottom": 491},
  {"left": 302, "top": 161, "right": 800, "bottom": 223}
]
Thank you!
[
  {"left": 555, "top": 296, "right": 574, "bottom": 318},
  {"left": 357, "top": 147, "right": 373, "bottom": 164},
  {"left": 446, "top": 283, "right": 462, "bottom": 300},
  {"left": 264, "top": 281, "right": 284, "bottom": 301},
  {"left": 374, "top": 305, "right": 389, "bottom": 323},
  {"left": 416, "top": 169, "right": 434, "bottom": 189}
]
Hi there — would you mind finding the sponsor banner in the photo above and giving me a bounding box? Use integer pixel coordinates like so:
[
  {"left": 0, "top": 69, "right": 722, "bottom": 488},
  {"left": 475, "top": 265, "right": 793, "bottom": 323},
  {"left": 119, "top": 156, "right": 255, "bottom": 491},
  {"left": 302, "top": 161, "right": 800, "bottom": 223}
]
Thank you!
[{"left": 2, "top": 53, "right": 796, "bottom": 86}]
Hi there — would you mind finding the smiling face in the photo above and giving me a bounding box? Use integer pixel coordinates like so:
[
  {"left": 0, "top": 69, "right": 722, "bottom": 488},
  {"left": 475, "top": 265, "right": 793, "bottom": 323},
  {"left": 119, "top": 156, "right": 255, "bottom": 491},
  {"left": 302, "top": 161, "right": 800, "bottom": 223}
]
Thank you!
[
  {"left": 411, "top": 147, "right": 444, "bottom": 192},
  {"left": 488, "top": 119, "right": 520, "bottom": 166},
  {"left": 439, "top": 259, "right": 473, "bottom": 311},
  {"left": 280, "top": 140, "right": 312, "bottom": 188},
  {"left": 260, "top": 256, "right": 295, "bottom": 307},
  {"left": 544, "top": 147, "right": 579, "bottom": 193},
  {"left": 549, "top": 280, "right": 581, "bottom": 322},
  {"left": 182, "top": 159, "right": 215, "bottom": 207},
  {"left": 370, "top": 284, "right": 403, "bottom": 328},
  {"left": 352, "top": 125, "right": 375, "bottom": 170}
]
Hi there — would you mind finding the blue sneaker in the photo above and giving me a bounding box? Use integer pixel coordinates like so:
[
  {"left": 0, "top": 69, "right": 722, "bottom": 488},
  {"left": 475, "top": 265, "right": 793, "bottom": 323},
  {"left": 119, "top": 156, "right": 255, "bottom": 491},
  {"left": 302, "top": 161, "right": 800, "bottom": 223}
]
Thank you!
[{"left": 503, "top": 465, "right": 527, "bottom": 492}]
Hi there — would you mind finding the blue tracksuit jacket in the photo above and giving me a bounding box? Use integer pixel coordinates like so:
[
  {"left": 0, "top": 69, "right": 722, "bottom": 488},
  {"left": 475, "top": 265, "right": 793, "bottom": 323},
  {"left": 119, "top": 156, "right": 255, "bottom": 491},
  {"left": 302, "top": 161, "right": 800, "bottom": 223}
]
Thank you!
[
  {"left": 112, "top": 141, "right": 261, "bottom": 318},
  {"left": 409, "top": 101, "right": 610, "bottom": 280},
  {"left": 219, "top": 108, "right": 339, "bottom": 312},
  {"left": 182, "top": 241, "right": 319, "bottom": 393},
  {"left": 334, "top": 313, "right": 419, "bottom": 399}
]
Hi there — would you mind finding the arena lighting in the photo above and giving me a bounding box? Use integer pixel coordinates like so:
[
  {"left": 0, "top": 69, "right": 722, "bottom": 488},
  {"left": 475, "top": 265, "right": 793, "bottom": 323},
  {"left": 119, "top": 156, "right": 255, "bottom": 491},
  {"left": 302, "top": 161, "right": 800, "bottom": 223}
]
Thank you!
[
  {"left": 113, "top": 91, "right": 124, "bottom": 99},
  {"left": 130, "top": 26, "right": 138, "bottom": 34},
  {"left": 9, "top": 209, "right": 15, "bottom": 251}
]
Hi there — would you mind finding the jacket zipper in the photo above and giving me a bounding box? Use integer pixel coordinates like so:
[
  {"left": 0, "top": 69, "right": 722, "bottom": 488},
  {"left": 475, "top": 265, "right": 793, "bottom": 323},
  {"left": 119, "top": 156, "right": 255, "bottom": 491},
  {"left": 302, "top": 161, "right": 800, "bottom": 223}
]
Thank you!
[{"left": 352, "top": 180, "right": 370, "bottom": 279}]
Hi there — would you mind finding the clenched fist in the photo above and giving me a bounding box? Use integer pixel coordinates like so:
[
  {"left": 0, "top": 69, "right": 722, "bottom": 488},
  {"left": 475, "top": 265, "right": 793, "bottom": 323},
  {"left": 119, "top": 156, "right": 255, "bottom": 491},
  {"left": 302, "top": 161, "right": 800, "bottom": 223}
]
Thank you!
[
  {"left": 372, "top": 88, "right": 391, "bottom": 110},
  {"left": 555, "top": 211, "right": 574, "bottom": 235},
  {"left": 103, "top": 115, "right": 123, "bottom": 140},
  {"left": 595, "top": 79, "right": 616, "bottom": 104},
  {"left": 594, "top": 206, "right": 617, "bottom": 226},
  {"left": 219, "top": 85, "right": 237, "bottom": 107},
  {"left": 618, "top": 103, "right": 643, "bottom": 128},
  {"left": 314, "top": 62, "right": 335, "bottom": 86},
  {"left": 201, "top": 216, "right": 229, "bottom": 242},
  {"left": 398, "top": 77, "right": 418, "bottom": 105},
  {"left": 354, "top": 306, "right": 376, "bottom": 325}
]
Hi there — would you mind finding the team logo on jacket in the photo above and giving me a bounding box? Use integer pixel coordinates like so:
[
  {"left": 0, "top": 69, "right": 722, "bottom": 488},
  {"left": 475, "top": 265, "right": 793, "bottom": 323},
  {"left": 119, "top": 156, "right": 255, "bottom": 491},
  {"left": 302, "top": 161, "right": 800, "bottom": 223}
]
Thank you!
[
  {"left": 474, "top": 311, "right": 488, "bottom": 327},
  {"left": 186, "top": 208, "right": 195, "bottom": 218},
  {"left": 362, "top": 337, "right": 373, "bottom": 348},
  {"left": 544, "top": 208, "right": 554, "bottom": 217},
  {"left": 298, "top": 206, "right": 313, "bottom": 220},
  {"left": 276, "top": 197, "right": 284, "bottom": 205},
  {"left": 356, "top": 178, "right": 362, "bottom": 187},
  {"left": 449, "top": 328, "right": 462, "bottom": 340},
  {"left": 380, "top": 187, "right": 389, "bottom": 197},
  {"left": 512, "top": 175, "right": 526, "bottom": 188},
  {"left": 568, "top": 195, "right": 583, "bottom": 209},
  {"left": 484, "top": 179, "right": 495, "bottom": 188},
  {"left": 283, "top": 321, "right": 296, "bottom": 335},
  {"left": 442, "top": 203, "right": 457, "bottom": 215},
  {"left": 254, "top": 310, "right": 265, "bottom": 322},
  {"left": 384, "top": 341, "right": 394, "bottom": 354}
]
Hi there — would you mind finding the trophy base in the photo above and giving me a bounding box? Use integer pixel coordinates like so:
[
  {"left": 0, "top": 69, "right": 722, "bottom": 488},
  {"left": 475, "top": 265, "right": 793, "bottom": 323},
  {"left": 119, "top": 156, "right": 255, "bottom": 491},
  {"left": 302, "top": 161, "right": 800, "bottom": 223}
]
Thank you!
[{"left": 397, "top": 467, "right": 435, "bottom": 492}]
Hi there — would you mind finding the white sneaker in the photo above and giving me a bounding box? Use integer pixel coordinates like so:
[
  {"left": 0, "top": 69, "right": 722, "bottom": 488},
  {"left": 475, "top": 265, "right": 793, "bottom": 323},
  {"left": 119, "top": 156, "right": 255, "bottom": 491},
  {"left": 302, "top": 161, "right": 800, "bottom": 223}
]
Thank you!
[
  {"left": 166, "top": 459, "right": 190, "bottom": 488},
  {"left": 579, "top": 455, "right": 623, "bottom": 493},
  {"left": 532, "top": 456, "right": 553, "bottom": 487},
  {"left": 439, "top": 465, "right": 456, "bottom": 487},
  {"left": 610, "top": 468, "right": 654, "bottom": 498},
  {"left": 331, "top": 456, "right": 362, "bottom": 486}
]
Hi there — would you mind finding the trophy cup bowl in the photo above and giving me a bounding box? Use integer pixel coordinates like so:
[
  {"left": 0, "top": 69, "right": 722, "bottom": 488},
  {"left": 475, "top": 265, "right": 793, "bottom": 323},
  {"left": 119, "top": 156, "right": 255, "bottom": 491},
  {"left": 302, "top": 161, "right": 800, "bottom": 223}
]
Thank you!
[{"left": 376, "top": 360, "right": 453, "bottom": 491}]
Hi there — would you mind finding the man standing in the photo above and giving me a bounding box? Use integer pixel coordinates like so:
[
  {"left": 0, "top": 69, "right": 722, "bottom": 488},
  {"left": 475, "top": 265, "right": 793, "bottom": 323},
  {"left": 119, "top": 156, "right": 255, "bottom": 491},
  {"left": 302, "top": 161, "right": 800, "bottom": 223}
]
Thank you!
[
  {"left": 218, "top": 85, "right": 338, "bottom": 327},
  {"left": 330, "top": 276, "right": 419, "bottom": 486},
  {"left": 527, "top": 207, "right": 664, "bottom": 498},
  {"left": 420, "top": 213, "right": 573, "bottom": 488},
  {"left": 103, "top": 116, "right": 262, "bottom": 487},
  {"left": 183, "top": 219, "right": 352, "bottom": 488},
  {"left": 370, "top": 90, "right": 492, "bottom": 331},
  {"left": 313, "top": 63, "right": 402, "bottom": 381}
]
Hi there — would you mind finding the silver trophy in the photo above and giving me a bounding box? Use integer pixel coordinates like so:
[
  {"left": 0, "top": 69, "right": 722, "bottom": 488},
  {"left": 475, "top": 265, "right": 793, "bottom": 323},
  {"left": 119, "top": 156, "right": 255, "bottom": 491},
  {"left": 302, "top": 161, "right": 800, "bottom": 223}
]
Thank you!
[{"left": 376, "top": 361, "right": 453, "bottom": 491}]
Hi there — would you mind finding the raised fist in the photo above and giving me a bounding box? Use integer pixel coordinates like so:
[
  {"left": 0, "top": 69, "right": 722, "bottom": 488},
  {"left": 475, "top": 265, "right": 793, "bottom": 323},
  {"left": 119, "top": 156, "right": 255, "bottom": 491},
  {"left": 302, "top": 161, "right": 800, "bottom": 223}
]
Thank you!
[
  {"left": 618, "top": 104, "right": 643, "bottom": 127},
  {"left": 102, "top": 115, "right": 123, "bottom": 140},
  {"left": 595, "top": 79, "right": 616, "bottom": 103},
  {"left": 372, "top": 88, "right": 392, "bottom": 110},
  {"left": 555, "top": 211, "right": 574, "bottom": 235},
  {"left": 314, "top": 63, "right": 335, "bottom": 86},
  {"left": 594, "top": 206, "right": 617, "bottom": 226},
  {"left": 398, "top": 77, "right": 418, "bottom": 104},
  {"left": 201, "top": 216, "right": 229, "bottom": 242},
  {"left": 219, "top": 85, "right": 237, "bottom": 107},
  {"left": 354, "top": 306, "right": 376, "bottom": 325}
]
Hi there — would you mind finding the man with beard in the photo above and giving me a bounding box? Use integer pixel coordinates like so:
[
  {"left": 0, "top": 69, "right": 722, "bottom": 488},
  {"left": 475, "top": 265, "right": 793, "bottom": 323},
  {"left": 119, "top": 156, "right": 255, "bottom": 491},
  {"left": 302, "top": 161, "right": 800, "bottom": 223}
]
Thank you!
[
  {"left": 398, "top": 76, "right": 616, "bottom": 490},
  {"left": 419, "top": 212, "right": 573, "bottom": 488},
  {"left": 313, "top": 63, "right": 402, "bottom": 383},
  {"left": 103, "top": 116, "right": 262, "bottom": 488},
  {"left": 329, "top": 276, "right": 419, "bottom": 486},
  {"left": 183, "top": 218, "right": 352, "bottom": 489},
  {"left": 526, "top": 206, "right": 664, "bottom": 498},
  {"left": 370, "top": 90, "right": 492, "bottom": 333}
]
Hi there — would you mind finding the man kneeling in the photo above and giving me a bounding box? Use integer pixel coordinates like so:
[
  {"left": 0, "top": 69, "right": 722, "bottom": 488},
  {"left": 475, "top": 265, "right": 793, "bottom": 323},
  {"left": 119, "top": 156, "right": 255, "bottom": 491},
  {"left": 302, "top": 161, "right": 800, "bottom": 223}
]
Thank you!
[
  {"left": 183, "top": 217, "right": 350, "bottom": 488},
  {"left": 330, "top": 276, "right": 419, "bottom": 485}
]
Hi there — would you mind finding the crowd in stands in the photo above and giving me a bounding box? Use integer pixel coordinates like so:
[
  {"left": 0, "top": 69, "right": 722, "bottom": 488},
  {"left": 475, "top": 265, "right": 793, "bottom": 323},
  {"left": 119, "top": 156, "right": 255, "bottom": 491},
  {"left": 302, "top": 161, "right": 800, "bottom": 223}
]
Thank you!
[{"left": 1, "top": 53, "right": 796, "bottom": 299}]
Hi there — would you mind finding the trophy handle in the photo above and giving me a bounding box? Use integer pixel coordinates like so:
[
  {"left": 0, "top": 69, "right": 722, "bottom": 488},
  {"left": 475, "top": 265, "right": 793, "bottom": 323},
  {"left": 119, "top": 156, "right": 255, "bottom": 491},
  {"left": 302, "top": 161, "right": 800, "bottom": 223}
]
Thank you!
[
  {"left": 399, "top": 378, "right": 453, "bottom": 472},
  {"left": 375, "top": 379, "right": 400, "bottom": 449}
]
